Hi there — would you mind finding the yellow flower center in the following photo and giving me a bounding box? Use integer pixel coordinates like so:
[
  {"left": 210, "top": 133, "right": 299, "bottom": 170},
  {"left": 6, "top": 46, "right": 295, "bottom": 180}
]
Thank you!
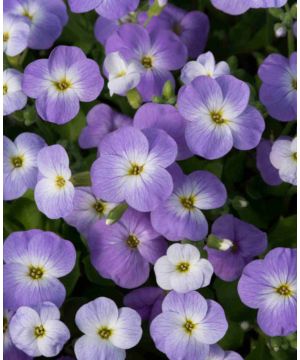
[
  {"left": 28, "top": 266, "right": 44, "bottom": 280},
  {"left": 180, "top": 196, "right": 195, "bottom": 210},
  {"left": 3, "top": 32, "right": 9, "bottom": 42},
  {"left": 183, "top": 319, "right": 196, "bottom": 334},
  {"left": 98, "top": 327, "right": 112, "bottom": 340},
  {"left": 55, "top": 175, "right": 66, "bottom": 188},
  {"left": 292, "top": 152, "right": 297, "bottom": 161},
  {"left": 3, "top": 317, "right": 8, "bottom": 334},
  {"left": 211, "top": 111, "right": 226, "bottom": 125},
  {"left": 276, "top": 284, "right": 293, "bottom": 297},
  {"left": 126, "top": 234, "right": 140, "bottom": 249},
  {"left": 116, "top": 70, "right": 127, "bottom": 78},
  {"left": 93, "top": 200, "right": 105, "bottom": 215},
  {"left": 176, "top": 262, "right": 190, "bottom": 273},
  {"left": 3, "top": 84, "right": 8, "bottom": 95},
  {"left": 128, "top": 163, "right": 144, "bottom": 176},
  {"left": 292, "top": 78, "right": 297, "bottom": 90},
  {"left": 11, "top": 156, "right": 23, "bottom": 168},
  {"left": 54, "top": 79, "right": 71, "bottom": 92},
  {"left": 34, "top": 325, "right": 46, "bottom": 338},
  {"left": 141, "top": 56, "right": 153, "bottom": 69}
]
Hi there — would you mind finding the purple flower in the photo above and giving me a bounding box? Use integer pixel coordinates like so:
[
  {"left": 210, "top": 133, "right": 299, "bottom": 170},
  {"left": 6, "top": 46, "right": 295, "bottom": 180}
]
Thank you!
[
  {"left": 4, "top": 132, "right": 46, "bottom": 201},
  {"left": 74, "top": 297, "right": 142, "bottom": 359},
  {"left": 151, "top": 164, "right": 227, "bottom": 241},
  {"left": 270, "top": 136, "right": 297, "bottom": 185},
  {"left": 4, "top": 69, "right": 27, "bottom": 116},
  {"left": 181, "top": 51, "right": 230, "bottom": 85},
  {"left": 150, "top": 291, "right": 228, "bottom": 360},
  {"left": 207, "top": 345, "right": 243, "bottom": 360},
  {"left": 211, "top": 0, "right": 287, "bottom": 15},
  {"left": 3, "top": 13, "right": 30, "bottom": 56},
  {"left": 4, "top": 0, "right": 68, "bottom": 50},
  {"left": 205, "top": 214, "right": 267, "bottom": 282},
  {"left": 154, "top": 243, "right": 214, "bottom": 293},
  {"left": 88, "top": 208, "right": 168, "bottom": 288},
  {"left": 238, "top": 247, "right": 296, "bottom": 336},
  {"left": 91, "top": 126, "right": 177, "bottom": 212},
  {"left": 105, "top": 24, "right": 187, "bottom": 101},
  {"left": 4, "top": 309, "right": 31, "bottom": 360},
  {"left": 68, "top": 0, "right": 139, "bottom": 19},
  {"left": 64, "top": 186, "right": 117, "bottom": 236},
  {"left": 146, "top": 4, "right": 209, "bottom": 58},
  {"left": 79, "top": 104, "right": 131, "bottom": 149},
  {"left": 178, "top": 75, "right": 265, "bottom": 159},
  {"left": 258, "top": 52, "right": 297, "bottom": 122},
  {"left": 9, "top": 302, "right": 70, "bottom": 357},
  {"left": 123, "top": 287, "right": 165, "bottom": 322},
  {"left": 22, "top": 46, "right": 104, "bottom": 124},
  {"left": 34, "top": 145, "right": 75, "bottom": 219},
  {"left": 133, "top": 103, "right": 192, "bottom": 160},
  {"left": 4, "top": 230, "right": 76, "bottom": 310},
  {"left": 256, "top": 139, "right": 282, "bottom": 186}
]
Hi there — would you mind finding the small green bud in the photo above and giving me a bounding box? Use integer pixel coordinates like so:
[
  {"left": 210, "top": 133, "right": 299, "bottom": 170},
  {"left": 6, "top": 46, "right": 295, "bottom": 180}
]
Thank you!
[
  {"left": 106, "top": 203, "right": 128, "bottom": 225},
  {"left": 71, "top": 171, "right": 91, "bottom": 186},
  {"left": 162, "top": 80, "right": 174, "bottom": 100},
  {"left": 206, "top": 234, "right": 234, "bottom": 251},
  {"left": 126, "top": 88, "right": 142, "bottom": 109}
]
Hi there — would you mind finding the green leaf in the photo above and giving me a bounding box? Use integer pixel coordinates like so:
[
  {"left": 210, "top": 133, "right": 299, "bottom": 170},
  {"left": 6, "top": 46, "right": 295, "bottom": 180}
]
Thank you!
[
  {"left": 269, "top": 215, "right": 297, "bottom": 248},
  {"left": 7, "top": 198, "right": 44, "bottom": 230},
  {"left": 60, "top": 253, "right": 81, "bottom": 296},
  {"left": 219, "top": 321, "right": 244, "bottom": 349}
]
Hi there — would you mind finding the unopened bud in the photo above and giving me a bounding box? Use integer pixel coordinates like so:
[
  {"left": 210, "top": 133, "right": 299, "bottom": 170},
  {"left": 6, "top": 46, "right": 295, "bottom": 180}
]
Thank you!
[{"left": 274, "top": 23, "right": 287, "bottom": 38}]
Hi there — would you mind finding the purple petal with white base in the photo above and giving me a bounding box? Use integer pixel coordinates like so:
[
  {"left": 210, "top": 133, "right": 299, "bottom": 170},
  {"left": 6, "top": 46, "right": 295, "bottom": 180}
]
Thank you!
[
  {"left": 4, "top": 69, "right": 27, "bottom": 116},
  {"left": 3, "top": 13, "right": 30, "bottom": 56},
  {"left": 211, "top": 0, "right": 287, "bottom": 15}
]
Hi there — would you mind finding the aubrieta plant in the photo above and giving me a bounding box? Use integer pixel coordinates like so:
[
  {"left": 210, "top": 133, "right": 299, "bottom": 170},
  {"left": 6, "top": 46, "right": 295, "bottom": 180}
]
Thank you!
[{"left": 3, "top": 0, "right": 297, "bottom": 359}]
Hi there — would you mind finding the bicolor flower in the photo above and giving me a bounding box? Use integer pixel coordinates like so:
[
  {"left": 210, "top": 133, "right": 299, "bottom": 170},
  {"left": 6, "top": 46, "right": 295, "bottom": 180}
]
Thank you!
[
  {"left": 104, "top": 52, "right": 142, "bottom": 96},
  {"left": 3, "top": 69, "right": 27, "bottom": 116},
  {"left": 4, "top": 309, "right": 31, "bottom": 360},
  {"left": 258, "top": 52, "right": 297, "bottom": 122},
  {"left": 151, "top": 164, "right": 227, "bottom": 241},
  {"left": 256, "top": 139, "right": 282, "bottom": 186},
  {"left": 22, "top": 45, "right": 104, "bottom": 124},
  {"left": 177, "top": 75, "right": 265, "bottom": 159},
  {"left": 146, "top": 4, "right": 209, "bottom": 58},
  {"left": 34, "top": 145, "right": 75, "bottom": 219},
  {"left": 68, "top": 0, "right": 139, "bottom": 19},
  {"left": 270, "top": 136, "right": 297, "bottom": 185},
  {"left": 205, "top": 214, "right": 268, "bottom": 282},
  {"left": 207, "top": 345, "right": 243, "bottom": 360},
  {"left": 4, "top": 132, "right": 46, "bottom": 201},
  {"left": 4, "top": 230, "right": 76, "bottom": 309},
  {"left": 123, "top": 287, "right": 165, "bottom": 322},
  {"left": 91, "top": 126, "right": 177, "bottom": 212},
  {"left": 79, "top": 103, "right": 131, "bottom": 149},
  {"left": 88, "top": 208, "right": 168, "bottom": 288},
  {"left": 154, "top": 243, "right": 214, "bottom": 293},
  {"left": 181, "top": 51, "right": 230, "bottom": 85},
  {"left": 4, "top": 0, "right": 68, "bottom": 50},
  {"left": 106, "top": 23, "right": 187, "bottom": 101},
  {"left": 150, "top": 291, "right": 228, "bottom": 360},
  {"left": 211, "top": 0, "right": 287, "bottom": 15},
  {"left": 74, "top": 297, "right": 142, "bottom": 359},
  {"left": 3, "top": 13, "right": 30, "bottom": 56},
  {"left": 64, "top": 187, "right": 117, "bottom": 236},
  {"left": 238, "top": 247, "right": 296, "bottom": 336},
  {"left": 133, "top": 103, "right": 192, "bottom": 160},
  {"left": 9, "top": 302, "right": 70, "bottom": 357}
]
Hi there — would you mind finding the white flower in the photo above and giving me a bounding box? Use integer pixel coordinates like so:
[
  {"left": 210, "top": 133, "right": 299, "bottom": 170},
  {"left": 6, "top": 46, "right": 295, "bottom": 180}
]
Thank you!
[
  {"left": 3, "top": 13, "right": 30, "bottom": 57},
  {"left": 104, "top": 52, "right": 142, "bottom": 96},
  {"left": 180, "top": 51, "right": 230, "bottom": 85},
  {"left": 154, "top": 243, "right": 214, "bottom": 293},
  {"left": 270, "top": 137, "right": 297, "bottom": 185}
]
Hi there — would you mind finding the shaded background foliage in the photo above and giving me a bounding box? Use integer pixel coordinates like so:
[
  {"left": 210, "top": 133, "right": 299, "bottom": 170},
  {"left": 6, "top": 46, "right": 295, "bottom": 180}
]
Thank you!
[{"left": 4, "top": 0, "right": 297, "bottom": 358}]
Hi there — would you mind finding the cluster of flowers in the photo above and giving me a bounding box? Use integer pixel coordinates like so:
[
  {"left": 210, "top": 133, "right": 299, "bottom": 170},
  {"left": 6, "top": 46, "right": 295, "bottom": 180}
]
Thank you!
[{"left": 3, "top": 0, "right": 297, "bottom": 359}]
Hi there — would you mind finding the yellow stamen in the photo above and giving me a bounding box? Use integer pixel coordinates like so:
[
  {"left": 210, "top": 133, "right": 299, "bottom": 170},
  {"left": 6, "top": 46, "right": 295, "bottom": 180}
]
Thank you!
[
  {"left": 98, "top": 327, "right": 112, "bottom": 340},
  {"left": 28, "top": 266, "right": 44, "bottom": 280},
  {"left": 11, "top": 156, "right": 23, "bottom": 168},
  {"left": 141, "top": 56, "right": 153, "bottom": 69},
  {"left": 55, "top": 176, "right": 66, "bottom": 188},
  {"left": 34, "top": 325, "right": 45, "bottom": 338},
  {"left": 176, "top": 262, "right": 190, "bottom": 273},
  {"left": 126, "top": 234, "right": 140, "bottom": 249}
]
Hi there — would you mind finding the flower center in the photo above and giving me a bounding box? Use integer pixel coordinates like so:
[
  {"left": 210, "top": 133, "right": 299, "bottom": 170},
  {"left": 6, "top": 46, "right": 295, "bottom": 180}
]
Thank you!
[
  {"left": 276, "top": 284, "right": 293, "bottom": 297},
  {"left": 3, "top": 84, "right": 8, "bottom": 95},
  {"left": 98, "top": 327, "right": 112, "bottom": 340},
  {"left": 173, "top": 22, "right": 182, "bottom": 35},
  {"left": 34, "top": 325, "right": 46, "bottom": 338},
  {"left": 211, "top": 112, "right": 226, "bottom": 125},
  {"left": 93, "top": 200, "right": 105, "bottom": 215},
  {"left": 28, "top": 266, "right": 44, "bottom": 280},
  {"left": 180, "top": 196, "right": 195, "bottom": 210},
  {"left": 54, "top": 79, "right": 71, "bottom": 92},
  {"left": 11, "top": 156, "right": 23, "bottom": 168},
  {"left": 23, "top": 9, "right": 33, "bottom": 20},
  {"left": 3, "top": 32, "right": 9, "bottom": 42},
  {"left": 141, "top": 56, "right": 153, "bottom": 69},
  {"left": 55, "top": 175, "right": 66, "bottom": 188},
  {"left": 292, "top": 78, "right": 297, "bottom": 90},
  {"left": 183, "top": 319, "right": 196, "bottom": 334},
  {"left": 3, "top": 317, "right": 8, "bottom": 334},
  {"left": 176, "top": 262, "right": 190, "bottom": 273},
  {"left": 116, "top": 70, "right": 127, "bottom": 78},
  {"left": 292, "top": 152, "right": 297, "bottom": 161},
  {"left": 128, "top": 163, "right": 144, "bottom": 176},
  {"left": 126, "top": 234, "right": 140, "bottom": 249}
]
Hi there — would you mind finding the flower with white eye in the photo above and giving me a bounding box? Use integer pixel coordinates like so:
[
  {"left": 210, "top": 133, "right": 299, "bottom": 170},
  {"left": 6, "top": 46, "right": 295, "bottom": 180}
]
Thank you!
[
  {"left": 154, "top": 243, "right": 214, "bottom": 293},
  {"left": 104, "top": 52, "right": 142, "bottom": 96},
  {"left": 3, "top": 13, "right": 30, "bottom": 56},
  {"left": 3, "top": 69, "right": 28, "bottom": 116}
]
